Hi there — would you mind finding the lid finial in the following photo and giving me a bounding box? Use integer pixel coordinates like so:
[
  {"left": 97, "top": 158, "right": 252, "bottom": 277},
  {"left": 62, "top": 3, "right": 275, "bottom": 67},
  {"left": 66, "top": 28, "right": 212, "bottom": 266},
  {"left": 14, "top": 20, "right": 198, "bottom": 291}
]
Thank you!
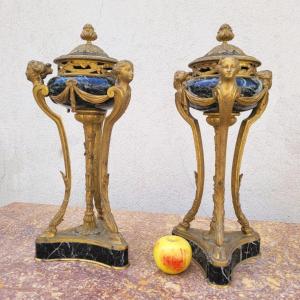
[
  {"left": 80, "top": 24, "right": 97, "bottom": 43},
  {"left": 216, "top": 24, "right": 234, "bottom": 43}
]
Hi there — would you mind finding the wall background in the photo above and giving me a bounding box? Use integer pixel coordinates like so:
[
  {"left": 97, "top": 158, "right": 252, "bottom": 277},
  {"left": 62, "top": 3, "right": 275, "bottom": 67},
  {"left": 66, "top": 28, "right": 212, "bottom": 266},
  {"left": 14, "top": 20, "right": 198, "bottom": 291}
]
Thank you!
[{"left": 0, "top": 0, "right": 299, "bottom": 222}]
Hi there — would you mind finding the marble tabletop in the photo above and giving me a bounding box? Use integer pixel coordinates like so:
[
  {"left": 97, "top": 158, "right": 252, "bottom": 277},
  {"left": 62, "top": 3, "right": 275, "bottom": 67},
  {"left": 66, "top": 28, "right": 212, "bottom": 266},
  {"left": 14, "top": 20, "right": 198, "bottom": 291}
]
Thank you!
[{"left": 0, "top": 202, "right": 299, "bottom": 299}]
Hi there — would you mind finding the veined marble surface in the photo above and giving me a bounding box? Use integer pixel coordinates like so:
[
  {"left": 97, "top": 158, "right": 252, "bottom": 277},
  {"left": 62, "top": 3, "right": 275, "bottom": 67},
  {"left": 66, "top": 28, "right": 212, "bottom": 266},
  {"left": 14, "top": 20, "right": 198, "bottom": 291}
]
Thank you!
[{"left": 0, "top": 202, "right": 299, "bottom": 299}]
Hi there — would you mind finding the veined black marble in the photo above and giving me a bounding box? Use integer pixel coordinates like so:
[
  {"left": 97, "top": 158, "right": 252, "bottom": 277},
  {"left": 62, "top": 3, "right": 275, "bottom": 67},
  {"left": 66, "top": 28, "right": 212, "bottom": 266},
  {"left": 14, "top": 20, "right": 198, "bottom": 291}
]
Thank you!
[
  {"left": 36, "top": 241, "right": 128, "bottom": 268},
  {"left": 48, "top": 76, "right": 115, "bottom": 110},
  {"left": 186, "top": 76, "right": 263, "bottom": 112},
  {"left": 187, "top": 239, "right": 260, "bottom": 285}
]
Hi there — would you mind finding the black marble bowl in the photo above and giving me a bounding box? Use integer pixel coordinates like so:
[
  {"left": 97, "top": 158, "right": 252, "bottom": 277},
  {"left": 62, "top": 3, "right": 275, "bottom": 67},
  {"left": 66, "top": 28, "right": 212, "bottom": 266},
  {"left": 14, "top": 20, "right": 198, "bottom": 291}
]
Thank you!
[
  {"left": 186, "top": 76, "right": 263, "bottom": 112},
  {"left": 48, "top": 76, "right": 115, "bottom": 110}
]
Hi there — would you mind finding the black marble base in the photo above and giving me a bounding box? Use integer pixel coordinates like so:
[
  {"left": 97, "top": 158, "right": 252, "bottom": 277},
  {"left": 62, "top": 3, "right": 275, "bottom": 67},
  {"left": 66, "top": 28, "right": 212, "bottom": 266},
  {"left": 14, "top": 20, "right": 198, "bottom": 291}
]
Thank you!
[
  {"left": 36, "top": 242, "right": 128, "bottom": 268},
  {"left": 188, "top": 239, "right": 260, "bottom": 285}
]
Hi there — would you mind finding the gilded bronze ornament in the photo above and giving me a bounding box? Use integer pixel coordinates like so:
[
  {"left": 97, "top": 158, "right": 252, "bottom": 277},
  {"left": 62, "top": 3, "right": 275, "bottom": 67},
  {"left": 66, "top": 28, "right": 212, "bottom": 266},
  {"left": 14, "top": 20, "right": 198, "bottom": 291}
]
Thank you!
[
  {"left": 26, "top": 24, "right": 133, "bottom": 268},
  {"left": 172, "top": 24, "right": 272, "bottom": 285}
]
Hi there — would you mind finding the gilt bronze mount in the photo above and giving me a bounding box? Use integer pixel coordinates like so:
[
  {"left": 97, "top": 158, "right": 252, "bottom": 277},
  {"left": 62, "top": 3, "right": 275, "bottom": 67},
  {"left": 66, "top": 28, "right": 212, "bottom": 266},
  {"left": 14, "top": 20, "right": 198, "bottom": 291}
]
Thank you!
[
  {"left": 26, "top": 24, "right": 133, "bottom": 268},
  {"left": 172, "top": 24, "right": 272, "bottom": 285}
]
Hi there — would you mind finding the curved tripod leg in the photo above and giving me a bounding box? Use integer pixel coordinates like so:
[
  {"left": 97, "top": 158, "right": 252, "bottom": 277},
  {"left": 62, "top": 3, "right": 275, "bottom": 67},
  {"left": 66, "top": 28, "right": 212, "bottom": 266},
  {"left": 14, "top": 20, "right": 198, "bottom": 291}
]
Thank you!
[
  {"left": 98, "top": 86, "right": 131, "bottom": 233},
  {"left": 231, "top": 92, "right": 269, "bottom": 234},
  {"left": 175, "top": 89, "right": 205, "bottom": 231},
  {"left": 207, "top": 114, "right": 237, "bottom": 247},
  {"left": 26, "top": 61, "right": 71, "bottom": 238},
  {"left": 205, "top": 57, "right": 240, "bottom": 250}
]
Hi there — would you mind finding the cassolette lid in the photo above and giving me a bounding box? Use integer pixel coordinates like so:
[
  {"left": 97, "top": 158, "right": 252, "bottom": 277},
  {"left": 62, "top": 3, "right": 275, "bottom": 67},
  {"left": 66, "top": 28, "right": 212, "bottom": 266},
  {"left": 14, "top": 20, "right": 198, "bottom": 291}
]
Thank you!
[
  {"left": 188, "top": 24, "right": 261, "bottom": 68},
  {"left": 54, "top": 24, "right": 117, "bottom": 64}
]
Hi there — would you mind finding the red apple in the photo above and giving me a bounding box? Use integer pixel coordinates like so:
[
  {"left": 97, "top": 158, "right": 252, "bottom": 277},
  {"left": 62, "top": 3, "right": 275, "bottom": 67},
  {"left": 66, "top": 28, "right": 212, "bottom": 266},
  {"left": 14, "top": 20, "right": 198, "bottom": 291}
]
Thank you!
[{"left": 153, "top": 235, "right": 192, "bottom": 274}]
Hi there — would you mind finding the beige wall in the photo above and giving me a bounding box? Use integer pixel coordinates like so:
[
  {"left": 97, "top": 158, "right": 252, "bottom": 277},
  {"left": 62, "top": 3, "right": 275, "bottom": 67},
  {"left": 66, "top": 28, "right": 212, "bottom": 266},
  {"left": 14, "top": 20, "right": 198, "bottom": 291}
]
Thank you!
[{"left": 0, "top": 0, "right": 299, "bottom": 222}]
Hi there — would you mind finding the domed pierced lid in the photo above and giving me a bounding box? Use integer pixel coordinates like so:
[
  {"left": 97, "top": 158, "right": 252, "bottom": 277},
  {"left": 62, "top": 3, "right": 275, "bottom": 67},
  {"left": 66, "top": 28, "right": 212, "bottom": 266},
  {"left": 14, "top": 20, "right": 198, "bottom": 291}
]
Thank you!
[
  {"left": 188, "top": 24, "right": 261, "bottom": 68},
  {"left": 54, "top": 24, "right": 117, "bottom": 64}
]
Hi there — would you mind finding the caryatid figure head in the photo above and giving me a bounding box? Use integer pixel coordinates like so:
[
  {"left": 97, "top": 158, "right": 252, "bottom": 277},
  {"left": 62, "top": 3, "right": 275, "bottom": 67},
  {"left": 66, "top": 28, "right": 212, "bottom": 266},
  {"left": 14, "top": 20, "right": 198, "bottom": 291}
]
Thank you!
[
  {"left": 217, "top": 57, "right": 240, "bottom": 80},
  {"left": 113, "top": 60, "right": 134, "bottom": 85}
]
